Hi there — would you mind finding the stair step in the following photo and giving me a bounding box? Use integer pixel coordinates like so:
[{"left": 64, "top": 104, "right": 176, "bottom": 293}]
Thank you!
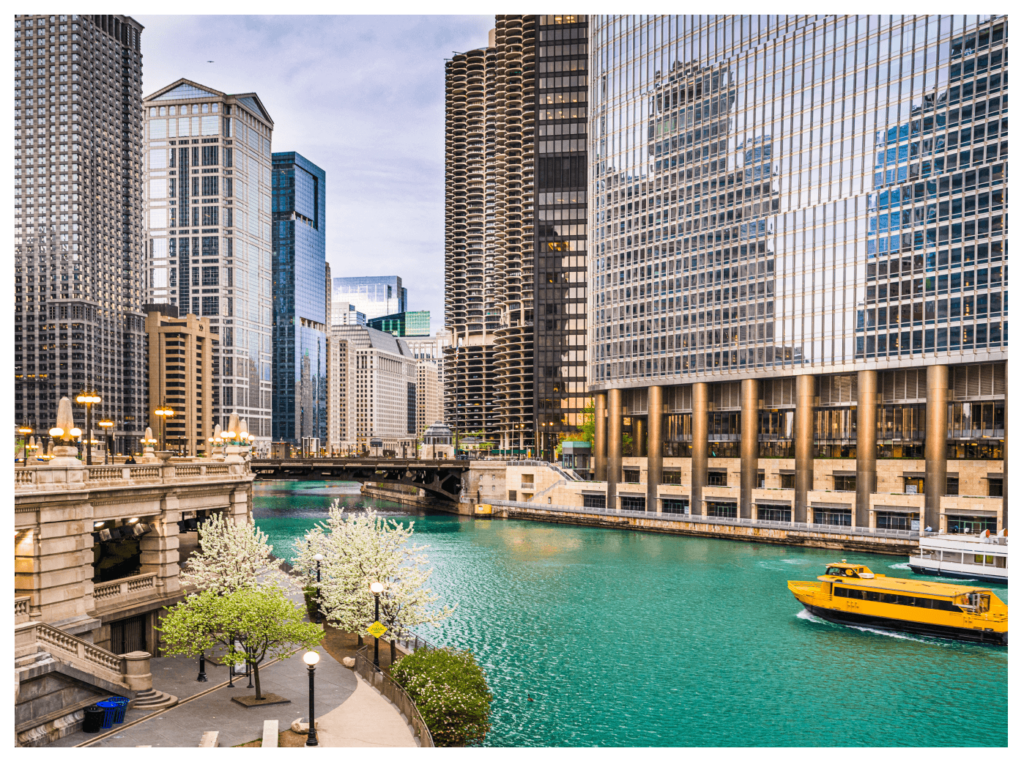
[{"left": 129, "top": 690, "right": 178, "bottom": 711}]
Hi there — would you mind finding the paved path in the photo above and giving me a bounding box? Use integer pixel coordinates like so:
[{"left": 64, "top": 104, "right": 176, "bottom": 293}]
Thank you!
[{"left": 318, "top": 673, "right": 417, "bottom": 747}]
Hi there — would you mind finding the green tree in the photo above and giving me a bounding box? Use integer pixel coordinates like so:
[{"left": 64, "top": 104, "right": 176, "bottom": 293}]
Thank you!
[
  {"left": 391, "top": 647, "right": 492, "bottom": 747},
  {"left": 159, "top": 587, "right": 322, "bottom": 700},
  {"left": 554, "top": 400, "right": 631, "bottom": 458}
]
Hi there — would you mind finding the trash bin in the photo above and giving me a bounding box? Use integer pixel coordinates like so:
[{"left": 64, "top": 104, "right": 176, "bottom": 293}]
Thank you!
[
  {"left": 108, "top": 696, "right": 130, "bottom": 724},
  {"left": 82, "top": 705, "right": 104, "bottom": 734},
  {"left": 95, "top": 700, "right": 118, "bottom": 730}
]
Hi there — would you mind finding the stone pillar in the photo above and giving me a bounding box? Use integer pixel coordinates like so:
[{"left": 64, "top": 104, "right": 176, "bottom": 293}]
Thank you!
[
  {"left": 794, "top": 374, "right": 815, "bottom": 524},
  {"left": 140, "top": 494, "right": 181, "bottom": 595},
  {"left": 856, "top": 370, "right": 878, "bottom": 529},
  {"left": 925, "top": 364, "right": 949, "bottom": 532},
  {"left": 606, "top": 389, "right": 622, "bottom": 511},
  {"left": 25, "top": 494, "right": 95, "bottom": 626},
  {"left": 691, "top": 383, "right": 709, "bottom": 517},
  {"left": 647, "top": 386, "right": 664, "bottom": 513},
  {"left": 739, "top": 379, "right": 759, "bottom": 520},
  {"left": 594, "top": 393, "right": 607, "bottom": 482},
  {"left": 1003, "top": 381, "right": 1008, "bottom": 531},
  {"left": 122, "top": 651, "right": 154, "bottom": 692},
  {"left": 635, "top": 418, "right": 646, "bottom": 458},
  {"left": 1007, "top": 362, "right": 1024, "bottom": 528}
]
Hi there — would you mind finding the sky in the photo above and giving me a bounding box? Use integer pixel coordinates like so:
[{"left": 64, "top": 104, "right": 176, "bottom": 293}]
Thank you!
[{"left": 135, "top": 14, "right": 494, "bottom": 336}]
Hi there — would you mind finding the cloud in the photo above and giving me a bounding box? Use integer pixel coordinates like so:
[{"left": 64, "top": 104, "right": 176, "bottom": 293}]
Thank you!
[{"left": 136, "top": 14, "right": 494, "bottom": 335}]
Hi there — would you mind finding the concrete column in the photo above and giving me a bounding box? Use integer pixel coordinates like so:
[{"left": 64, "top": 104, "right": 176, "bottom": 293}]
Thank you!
[
  {"left": 594, "top": 393, "right": 607, "bottom": 482},
  {"left": 691, "top": 383, "right": 708, "bottom": 517},
  {"left": 647, "top": 386, "right": 664, "bottom": 513},
  {"left": 606, "top": 389, "right": 622, "bottom": 511},
  {"left": 925, "top": 364, "right": 949, "bottom": 532},
  {"left": 739, "top": 379, "right": 760, "bottom": 520},
  {"left": 1007, "top": 362, "right": 1024, "bottom": 528},
  {"left": 140, "top": 494, "right": 181, "bottom": 595},
  {"left": 635, "top": 418, "right": 646, "bottom": 458},
  {"left": 856, "top": 370, "right": 878, "bottom": 529},
  {"left": 794, "top": 374, "right": 815, "bottom": 524}
]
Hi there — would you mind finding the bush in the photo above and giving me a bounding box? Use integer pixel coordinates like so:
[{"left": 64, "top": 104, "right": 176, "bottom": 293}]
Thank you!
[
  {"left": 390, "top": 647, "right": 492, "bottom": 747},
  {"left": 302, "top": 586, "right": 319, "bottom": 621}
]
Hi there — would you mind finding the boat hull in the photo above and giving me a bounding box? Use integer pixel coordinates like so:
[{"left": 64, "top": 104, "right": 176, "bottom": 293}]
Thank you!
[
  {"left": 801, "top": 603, "right": 1007, "bottom": 646},
  {"left": 908, "top": 562, "right": 1008, "bottom": 585}
]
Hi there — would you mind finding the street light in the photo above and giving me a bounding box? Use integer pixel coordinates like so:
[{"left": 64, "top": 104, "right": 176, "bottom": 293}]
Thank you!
[
  {"left": 302, "top": 650, "right": 320, "bottom": 746},
  {"left": 154, "top": 401, "right": 175, "bottom": 451},
  {"left": 98, "top": 418, "right": 114, "bottom": 465},
  {"left": 74, "top": 389, "right": 102, "bottom": 465},
  {"left": 370, "top": 581, "right": 384, "bottom": 669},
  {"left": 312, "top": 553, "right": 324, "bottom": 624},
  {"left": 16, "top": 424, "right": 33, "bottom": 464}
]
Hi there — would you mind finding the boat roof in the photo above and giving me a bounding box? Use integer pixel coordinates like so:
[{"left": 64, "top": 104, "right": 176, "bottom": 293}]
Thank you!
[{"left": 819, "top": 573, "right": 992, "bottom": 598}]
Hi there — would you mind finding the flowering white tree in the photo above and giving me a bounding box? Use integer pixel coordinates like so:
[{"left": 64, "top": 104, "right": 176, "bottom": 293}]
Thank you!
[
  {"left": 297, "top": 501, "right": 453, "bottom": 652},
  {"left": 181, "top": 512, "right": 291, "bottom": 595}
]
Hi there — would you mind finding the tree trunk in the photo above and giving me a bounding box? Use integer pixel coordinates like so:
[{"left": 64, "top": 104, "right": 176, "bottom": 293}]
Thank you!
[
  {"left": 390, "top": 638, "right": 396, "bottom": 665},
  {"left": 357, "top": 633, "right": 363, "bottom": 647},
  {"left": 253, "top": 661, "right": 263, "bottom": 700}
]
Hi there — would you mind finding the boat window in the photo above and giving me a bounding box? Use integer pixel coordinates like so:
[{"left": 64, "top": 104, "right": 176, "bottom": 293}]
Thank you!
[
  {"left": 833, "top": 587, "right": 863, "bottom": 599},
  {"left": 940, "top": 551, "right": 963, "bottom": 563},
  {"left": 978, "top": 594, "right": 990, "bottom": 613},
  {"left": 863, "top": 590, "right": 881, "bottom": 602},
  {"left": 973, "top": 554, "right": 996, "bottom": 566}
]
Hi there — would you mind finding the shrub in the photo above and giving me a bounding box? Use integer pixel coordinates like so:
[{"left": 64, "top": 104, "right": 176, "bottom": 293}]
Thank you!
[
  {"left": 302, "top": 586, "right": 319, "bottom": 621},
  {"left": 390, "top": 647, "right": 492, "bottom": 747}
]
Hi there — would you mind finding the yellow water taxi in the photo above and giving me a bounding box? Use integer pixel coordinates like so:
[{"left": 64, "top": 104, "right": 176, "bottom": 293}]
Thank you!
[{"left": 788, "top": 561, "right": 1008, "bottom": 646}]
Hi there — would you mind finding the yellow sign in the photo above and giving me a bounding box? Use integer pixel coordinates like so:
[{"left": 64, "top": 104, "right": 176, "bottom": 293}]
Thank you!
[
  {"left": 368, "top": 621, "right": 387, "bottom": 639},
  {"left": 475, "top": 504, "right": 492, "bottom": 515}
]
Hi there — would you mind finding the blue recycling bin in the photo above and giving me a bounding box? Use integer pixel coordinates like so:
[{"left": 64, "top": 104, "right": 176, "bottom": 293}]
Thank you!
[
  {"left": 95, "top": 700, "right": 118, "bottom": 730},
  {"left": 108, "top": 696, "right": 130, "bottom": 724}
]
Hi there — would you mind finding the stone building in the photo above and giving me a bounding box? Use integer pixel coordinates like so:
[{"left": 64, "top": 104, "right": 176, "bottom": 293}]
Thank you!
[{"left": 415, "top": 360, "right": 442, "bottom": 439}]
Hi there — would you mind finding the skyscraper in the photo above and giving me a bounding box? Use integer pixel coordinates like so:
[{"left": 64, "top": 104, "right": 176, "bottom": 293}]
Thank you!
[
  {"left": 367, "top": 310, "right": 430, "bottom": 337},
  {"left": 587, "top": 15, "right": 1007, "bottom": 531},
  {"left": 142, "top": 79, "right": 275, "bottom": 450},
  {"left": 331, "top": 276, "right": 407, "bottom": 321},
  {"left": 444, "top": 15, "right": 589, "bottom": 453},
  {"left": 271, "top": 151, "right": 327, "bottom": 445},
  {"left": 14, "top": 14, "right": 147, "bottom": 453}
]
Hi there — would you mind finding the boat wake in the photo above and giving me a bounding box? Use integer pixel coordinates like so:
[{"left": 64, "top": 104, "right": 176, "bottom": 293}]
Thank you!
[
  {"left": 796, "top": 609, "right": 951, "bottom": 647},
  {"left": 888, "top": 562, "right": 911, "bottom": 570}
]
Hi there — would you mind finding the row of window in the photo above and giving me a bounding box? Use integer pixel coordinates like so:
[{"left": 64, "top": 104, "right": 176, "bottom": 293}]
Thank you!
[{"left": 833, "top": 586, "right": 963, "bottom": 611}]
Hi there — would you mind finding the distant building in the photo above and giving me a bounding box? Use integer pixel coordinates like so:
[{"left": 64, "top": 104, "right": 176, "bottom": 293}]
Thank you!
[
  {"left": 415, "top": 361, "right": 442, "bottom": 439},
  {"left": 367, "top": 310, "right": 430, "bottom": 337},
  {"left": 332, "top": 275, "right": 407, "bottom": 321},
  {"left": 145, "top": 309, "right": 214, "bottom": 456},
  {"left": 331, "top": 300, "right": 366, "bottom": 327},
  {"left": 327, "top": 325, "right": 418, "bottom": 456},
  {"left": 271, "top": 151, "right": 327, "bottom": 445},
  {"left": 405, "top": 332, "right": 451, "bottom": 427}
]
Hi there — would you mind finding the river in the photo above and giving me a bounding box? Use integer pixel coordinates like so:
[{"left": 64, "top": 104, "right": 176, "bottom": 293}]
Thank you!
[{"left": 253, "top": 480, "right": 1008, "bottom": 747}]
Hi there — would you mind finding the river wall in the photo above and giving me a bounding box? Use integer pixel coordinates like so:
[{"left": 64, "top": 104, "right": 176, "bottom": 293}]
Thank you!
[{"left": 359, "top": 484, "right": 473, "bottom": 515}]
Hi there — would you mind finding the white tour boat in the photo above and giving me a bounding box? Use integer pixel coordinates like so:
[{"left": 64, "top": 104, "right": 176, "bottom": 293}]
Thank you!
[{"left": 910, "top": 529, "right": 1008, "bottom": 584}]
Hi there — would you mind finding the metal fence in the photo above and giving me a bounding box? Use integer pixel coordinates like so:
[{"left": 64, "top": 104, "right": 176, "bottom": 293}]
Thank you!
[
  {"left": 353, "top": 646, "right": 434, "bottom": 748},
  {"left": 492, "top": 500, "right": 920, "bottom": 539},
  {"left": 393, "top": 632, "right": 438, "bottom": 654}
]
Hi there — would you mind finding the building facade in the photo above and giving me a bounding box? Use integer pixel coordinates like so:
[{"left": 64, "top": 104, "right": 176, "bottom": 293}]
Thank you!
[
  {"left": 444, "top": 15, "right": 589, "bottom": 454},
  {"left": 586, "top": 14, "right": 1007, "bottom": 531},
  {"left": 271, "top": 151, "right": 327, "bottom": 445},
  {"left": 415, "top": 361, "right": 442, "bottom": 438},
  {"left": 14, "top": 14, "right": 147, "bottom": 454},
  {"left": 367, "top": 310, "right": 430, "bottom": 337},
  {"left": 142, "top": 79, "right": 275, "bottom": 453},
  {"left": 326, "top": 325, "right": 418, "bottom": 456},
  {"left": 331, "top": 300, "right": 366, "bottom": 326},
  {"left": 331, "top": 275, "right": 407, "bottom": 322},
  {"left": 144, "top": 308, "right": 213, "bottom": 455}
]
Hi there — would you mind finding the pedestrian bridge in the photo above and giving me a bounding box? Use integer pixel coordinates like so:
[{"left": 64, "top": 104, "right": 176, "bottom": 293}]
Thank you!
[{"left": 250, "top": 458, "right": 470, "bottom": 503}]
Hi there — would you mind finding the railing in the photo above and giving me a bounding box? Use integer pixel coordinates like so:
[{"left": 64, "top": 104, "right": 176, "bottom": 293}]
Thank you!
[
  {"left": 493, "top": 500, "right": 920, "bottom": 539},
  {"left": 15, "top": 596, "right": 30, "bottom": 620},
  {"left": 174, "top": 465, "right": 202, "bottom": 477},
  {"left": 14, "top": 461, "right": 249, "bottom": 491},
  {"left": 87, "top": 466, "right": 126, "bottom": 482},
  {"left": 353, "top": 647, "right": 434, "bottom": 747},
  {"left": 93, "top": 573, "right": 158, "bottom": 603},
  {"left": 28, "top": 621, "right": 126, "bottom": 680},
  {"left": 393, "top": 632, "right": 439, "bottom": 654}
]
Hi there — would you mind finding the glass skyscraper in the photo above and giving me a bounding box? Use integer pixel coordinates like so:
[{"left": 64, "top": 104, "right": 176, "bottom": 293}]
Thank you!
[
  {"left": 332, "top": 275, "right": 407, "bottom": 322},
  {"left": 586, "top": 15, "right": 1007, "bottom": 532},
  {"left": 272, "top": 152, "right": 327, "bottom": 445},
  {"left": 367, "top": 310, "right": 430, "bottom": 337}
]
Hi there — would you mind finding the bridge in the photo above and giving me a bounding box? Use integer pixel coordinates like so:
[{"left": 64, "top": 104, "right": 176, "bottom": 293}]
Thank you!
[{"left": 250, "top": 458, "right": 471, "bottom": 502}]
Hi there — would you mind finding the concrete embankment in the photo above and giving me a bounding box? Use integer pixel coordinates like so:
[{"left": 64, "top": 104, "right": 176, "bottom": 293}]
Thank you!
[
  {"left": 495, "top": 504, "right": 917, "bottom": 556},
  {"left": 359, "top": 484, "right": 471, "bottom": 515}
]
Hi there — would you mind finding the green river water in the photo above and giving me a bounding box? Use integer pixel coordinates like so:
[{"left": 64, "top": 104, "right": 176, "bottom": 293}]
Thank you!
[{"left": 253, "top": 480, "right": 1008, "bottom": 747}]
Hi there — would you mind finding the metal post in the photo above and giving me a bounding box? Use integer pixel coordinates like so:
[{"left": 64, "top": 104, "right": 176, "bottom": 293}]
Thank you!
[
  {"left": 85, "top": 403, "right": 93, "bottom": 466},
  {"left": 373, "top": 593, "right": 381, "bottom": 668},
  {"left": 197, "top": 651, "right": 208, "bottom": 682},
  {"left": 305, "top": 664, "right": 318, "bottom": 746},
  {"left": 315, "top": 561, "right": 322, "bottom": 625}
]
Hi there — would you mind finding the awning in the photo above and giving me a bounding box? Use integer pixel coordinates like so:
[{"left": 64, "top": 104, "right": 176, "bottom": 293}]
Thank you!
[
  {"left": 943, "top": 508, "right": 999, "bottom": 516},
  {"left": 872, "top": 505, "right": 920, "bottom": 514},
  {"left": 986, "top": 473, "right": 1004, "bottom": 480},
  {"left": 811, "top": 502, "right": 853, "bottom": 510},
  {"left": 707, "top": 467, "right": 728, "bottom": 473},
  {"left": 778, "top": 469, "right": 796, "bottom": 475},
  {"left": 618, "top": 491, "right": 645, "bottom": 497},
  {"left": 832, "top": 470, "right": 857, "bottom": 478},
  {"left": 902, "top": 471, "right": 926, "bottom": 479},
  {"left": 705, "top": 496, "right": 738, "bottom": 503},
  {"left": 757, "top": 469, "right": 765, "bottom": 475},
  {"left": 755, "top": 499, "right": 793, "bottom": 507},
  {"left": 581, "top": 490, "right": 606, "bottom": 495}
]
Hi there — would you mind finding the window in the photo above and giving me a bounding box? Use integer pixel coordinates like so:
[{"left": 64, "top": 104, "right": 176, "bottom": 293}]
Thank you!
[
  {"left": 707, "top": 501, "right": 736, "bottom": 518},
  {"left": 583, "top": 494, "right": 605, "bottom": 509},
  {"left": 780, "top": 473, "right": 795, "bottom": 489},
  {"left": 707, "top": 471, "right": 727, "bottom": 486},
  {"left": 201, "top": 145, "right": 218, "bottom": 166},
  {"left": 903, "top": 476, "right": 925, "bottom": 495},
  {"left": 201, "top": 176, "right": 218, "bottom": 196},
  {"left": 946, "top": 476, "right": 960, "bottom": 496},
  {"left": 988, "top": 477, "right": 1003, "bottom": 497},
  {"left": 201, "top": 267, "right": 218, "bottom": 286},
  {"left": 201, "top": 296, "right": 219, "bottom": 315},
  {"left": 623, "top": 468, "right": 640, "bottom": 483},
  {"left": 813, "top": 507, "right": 852, "bottom": 526},
  {"left": 202, "top": 206, "right": 219, "bottom": 226},
  {"left": 661, "top": 469, "right": 681, "bottom": 485},
  {"left": 621, "top": 495, "right": 646, "bottom": 511},
  {"left": 758, "top": 505, "right": 791, "bottom": 523},
  {"left": 834, "top": 475, "right": 857, "bottom": 491},
  {"left": 662, "top": 499, "right": 688, "bottom": 514},
  {"left": 876, "top": 512, "right": 917, "bottom": 531}
]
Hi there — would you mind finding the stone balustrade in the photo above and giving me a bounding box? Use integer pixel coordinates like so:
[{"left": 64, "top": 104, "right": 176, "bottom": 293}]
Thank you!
[
  {"left": 15, "top": 596, "right": 31, "bottom": 624},
  {"left": 92, "top": 573, "right": 158, "bottom": 604},
  {"left": 13, "top": 460, "right": 248, "bottom": 493}
]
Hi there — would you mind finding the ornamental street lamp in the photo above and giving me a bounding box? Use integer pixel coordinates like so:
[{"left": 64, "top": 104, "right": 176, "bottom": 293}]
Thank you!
[
  {"left": 98, "top": 418, "right": 114, "bottom": 465},
  {"left": 154, "top": 401, "right": 175, "bottom": 451},
  {"left": 303, "top": 650, "right": 320, "bottom": 746},
  {"left": 17, "top": 424, "right": 33, "bottom": 464},
  {"left": 196, "top": 650, "right": 208, "bottom": 682},
  {"left": 312, "top": 553, "right": 324, "bottom": 624},
  {"left": 74, "top": 389, "right": 101, "bottom": 465},
  {"left": 370, "top": 581, "right": 384, "bottom": 668}
]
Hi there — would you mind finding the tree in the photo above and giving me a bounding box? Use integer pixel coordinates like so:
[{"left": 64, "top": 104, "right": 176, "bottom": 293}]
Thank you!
[
  {"left": 180, "top": 512, "right": 290, "bottom": 595},
  {"left": 296, "top": 501, "right": 453, "bottom": 658},
  {"left": 159, "top": 586, "right": 322, "bottom": 700}
]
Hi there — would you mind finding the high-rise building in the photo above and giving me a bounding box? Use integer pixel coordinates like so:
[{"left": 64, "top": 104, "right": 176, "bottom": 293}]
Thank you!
[
  {"left": 444, "top": 15, "right": 589, "bottom": 454},
  {"left": 331, "top": 276, "right": 407, "bottom": 321},
  {"left": 271, "top": 151, "right": 327, "bottom": 445},
  {"left": 367, "top": 310, "right": 430, "bottom": 337},
  {"left": 142, "top": 79, "right": 275, "bottom": 452},
  {"left": 586, "top": 14, "right": 1007, "bottom": 532},
  {"left": 145, "top": 308, "right": 213, "bottom": 455},
  {"left": 14, "top": 14, "right": 147, "bottom": 454},
  {"left": 326, "top": 325, "right": 418, "bottom": 456},
  {"left": 331, "top": 301, "right": 366, "bottom": 326},
  {"left": 415, "top": 361, "right": 442, "bottom": 439}
]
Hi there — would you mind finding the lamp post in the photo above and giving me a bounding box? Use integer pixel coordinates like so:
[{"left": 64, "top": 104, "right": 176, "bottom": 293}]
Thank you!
[
  {"left": 16, "top": 424, "right": 33, "bottom": 464},
  {"left": 74, "top": 389, "right": 101, "bottom": 465},
  {"left": 154, "top": 401, "right": 175, "bottom": 451},
  {"left": 197, "top": 651, "right": 208, "bottom": 682},
  {"left": 370, "top": 581, "right": 384, "bottom": 668},
  {"left": 312, "top": 553, "right": 324, "bottom": 624},
  {"left": 98, "top": 418, "right": 114, "bottom": 464},
  {"left": 303, "top": 651, "right": 320, "bottom": 746}
]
